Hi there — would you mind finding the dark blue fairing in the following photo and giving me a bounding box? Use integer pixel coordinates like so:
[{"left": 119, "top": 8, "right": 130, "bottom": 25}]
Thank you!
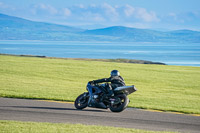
[{"left": 87, "top": 82, "right": 107, "bottom": 109}]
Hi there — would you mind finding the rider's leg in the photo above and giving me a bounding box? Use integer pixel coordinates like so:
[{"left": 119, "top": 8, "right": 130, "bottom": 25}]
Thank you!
[{"left": 106, "top": 83, "right": 114, "bottom": 97}]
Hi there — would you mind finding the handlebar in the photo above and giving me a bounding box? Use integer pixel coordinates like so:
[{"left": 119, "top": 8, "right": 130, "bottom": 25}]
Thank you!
[{"left": 88, "top": 82, "right": 99, "bottom": 86}]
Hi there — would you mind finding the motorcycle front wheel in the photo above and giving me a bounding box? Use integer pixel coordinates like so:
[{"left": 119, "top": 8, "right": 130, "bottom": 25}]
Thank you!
[
  {"left": 109, "top": 94, "right": 128, "bottom": 112},
  {"left": 74, "top": 93, "right": 88, "bottom": 109}
]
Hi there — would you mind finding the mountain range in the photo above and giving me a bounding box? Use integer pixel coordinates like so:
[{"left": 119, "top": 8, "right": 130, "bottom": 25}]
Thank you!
[{"left": 0, "top": 13, "right": 200, "bottom": 43}]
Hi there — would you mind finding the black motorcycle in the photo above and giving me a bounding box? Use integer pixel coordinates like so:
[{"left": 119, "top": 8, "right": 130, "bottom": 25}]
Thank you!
[{"left": 74, "top": 82, "right": 137, "bottom": 112}]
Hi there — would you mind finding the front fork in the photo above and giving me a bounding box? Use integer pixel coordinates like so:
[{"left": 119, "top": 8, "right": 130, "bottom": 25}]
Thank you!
[
  {"left": 80, "top": 92, "right": 89, "bottom": 104},
  {"left": 87, "top": 87, "right": 94, "bottom": 106}
]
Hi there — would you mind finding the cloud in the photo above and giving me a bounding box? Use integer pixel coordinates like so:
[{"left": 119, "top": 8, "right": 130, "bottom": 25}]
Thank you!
[
  {"left": 31, "top": 3, "right": 58, "bottom": 15},
  {"left": 30, "top": 3, "right": 72, "bottom": 20},
  {"left": 78, "top": 4, "right": 85, "bottom": 9},
  {"left": 7, "top": 2, "right": 200, "bottom": 30},
  {"left": 123, "top": 5, "right": 160, "bottom": 22},
  {"left": 136, "top": 8, "right": 160, "bottom": 22},
  {"left": 158, "top": 11, "right": 200, "bottom": 30},
  {"left": 27, "top": 3, "right": 162, "bottom": 28},
  {"left": 102, "top": 3, "right": 118, "bottom": 18},
  {"left": 0, "top": 2, "right": 15, "bottom": 11},
  {"left": 63, "top": 8, "right": 71, "bottom": 17},
  {"left": 180, "top": 11, "right": 200, "bottom": 22},
  {"left": 123, "top": 22, "right": 152, "bottom": 29},
  {"left": 165, "top": 11, "right": 200, "bottom": 24},
  {"left": 75, "top": 3, "right": 158, "bottom": 23},
  {"left": 81, "top": 12, "right": 105, "bottom": 22},
  {"left": 124, "top": 5, "right": 135, "bottom": 17},
  {"left": 0, "top": 2, "right": 3, "bottom": 7}
]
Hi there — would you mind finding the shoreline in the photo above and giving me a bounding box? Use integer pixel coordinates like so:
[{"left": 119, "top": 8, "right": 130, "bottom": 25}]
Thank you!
[{"left": 0, "top": 53, "right": 166, "bottom": 65}]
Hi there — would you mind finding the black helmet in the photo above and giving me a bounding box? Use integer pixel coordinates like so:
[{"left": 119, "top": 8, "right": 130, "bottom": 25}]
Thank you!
[{"left": 110, "top": 70, "right": 120, "bottom": 77}]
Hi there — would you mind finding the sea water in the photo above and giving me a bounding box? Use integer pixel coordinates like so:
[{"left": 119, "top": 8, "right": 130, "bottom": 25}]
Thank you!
[{"left": 0, "top": 40, "right": 200, "bottom": 66}]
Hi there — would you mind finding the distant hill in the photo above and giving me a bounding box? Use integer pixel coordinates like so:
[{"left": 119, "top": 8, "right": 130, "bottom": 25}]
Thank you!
[
  {"left": 83, "top": 26, "right": 164, "bottom": 42},
  {"left": 0, "top": 13, "right": 83, "bottom": 32},
  {"left": 83, "top": 26, "right": 200, "bottom": 43},
  {"left": 0, "top": 13, "right": 200, "bottom": 42},
  {"left": 0, "top": 13, "right": 84, "bottom": 41}
]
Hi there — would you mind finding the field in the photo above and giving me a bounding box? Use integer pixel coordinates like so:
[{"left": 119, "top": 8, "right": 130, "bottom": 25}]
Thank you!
[
  {"left": 0, "top": 55, "right": 200, "bottom": 114},
  {"left": 0, "top": 120, "right": 175, "bottom": 133}
]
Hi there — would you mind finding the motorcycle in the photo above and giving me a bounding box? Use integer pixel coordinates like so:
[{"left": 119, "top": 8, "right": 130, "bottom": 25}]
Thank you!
[{"left": 74, "top": 82, "right": 137, "bottom": 112}]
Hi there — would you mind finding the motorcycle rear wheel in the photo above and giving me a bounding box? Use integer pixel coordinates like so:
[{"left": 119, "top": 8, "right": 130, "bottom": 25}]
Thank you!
[
  {"left": 109, "top": 94, "right": 128, "bottom": 112},
  {"left": 74, "top": 93, "right": 88, "bottom": 109}
]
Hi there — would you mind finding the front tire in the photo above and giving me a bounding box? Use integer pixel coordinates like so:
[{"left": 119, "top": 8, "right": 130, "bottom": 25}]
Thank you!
[
  {"left": 109, "top": 94, "right": 128, "bottom": 112},
  {"left": 74, "top": 93, "right": 88, "bottom": 109}
]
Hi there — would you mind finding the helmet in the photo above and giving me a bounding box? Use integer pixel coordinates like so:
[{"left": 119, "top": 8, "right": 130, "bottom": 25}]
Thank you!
[{"left": 110, "top": 70, "right": 120, "bottom": 77}]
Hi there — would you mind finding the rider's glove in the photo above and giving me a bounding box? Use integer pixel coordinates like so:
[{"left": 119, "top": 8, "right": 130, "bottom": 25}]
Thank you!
[{"left": 89, "top": 81, "right": 94, "bottom": 84}]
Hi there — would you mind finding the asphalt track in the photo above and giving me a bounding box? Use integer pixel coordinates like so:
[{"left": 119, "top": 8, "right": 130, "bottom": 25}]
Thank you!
[{"left": 0, "top": 98, "right": 200, "bottom": 133}]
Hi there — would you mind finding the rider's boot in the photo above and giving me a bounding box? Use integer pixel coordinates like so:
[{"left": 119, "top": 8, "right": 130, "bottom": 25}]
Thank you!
[{"left": 106, "top": 90, "right": 114, "bottom": 97}]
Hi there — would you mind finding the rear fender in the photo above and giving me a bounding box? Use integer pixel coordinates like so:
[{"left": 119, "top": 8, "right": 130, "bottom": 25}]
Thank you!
[{"left": 114, "top": 85, "right": 137, "bottom": 95}]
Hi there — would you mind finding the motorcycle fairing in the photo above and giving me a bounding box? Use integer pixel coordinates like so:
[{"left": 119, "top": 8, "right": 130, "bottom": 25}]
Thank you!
[{"left": 87, "top": 83, "right": 107, "bottom": 109}]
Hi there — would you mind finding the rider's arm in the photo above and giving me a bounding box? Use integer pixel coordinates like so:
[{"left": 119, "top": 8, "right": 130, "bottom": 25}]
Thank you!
[{"left": 93, "top": 77, "right": 111, "bottom": 84}]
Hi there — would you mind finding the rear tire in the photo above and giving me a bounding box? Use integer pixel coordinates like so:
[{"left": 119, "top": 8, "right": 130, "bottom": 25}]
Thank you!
[
  {"left": 74, "top": 93, "right": 88, "bottom": 109},
  {"left": 109, "top": 94, "right": 128, "bottom": 112}
]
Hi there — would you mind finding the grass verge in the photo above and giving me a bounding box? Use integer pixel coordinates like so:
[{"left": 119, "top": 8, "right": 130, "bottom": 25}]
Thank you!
[
  {"left": 0, "top": 55, "right": 200, "bottom": 114},
  {"left": 0, "top": 120, "right": 175, "bottom": 133}
]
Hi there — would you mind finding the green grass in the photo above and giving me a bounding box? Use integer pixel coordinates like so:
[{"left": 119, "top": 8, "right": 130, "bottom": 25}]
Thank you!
[
  {"left": 0, "top": 55, "right": 200, "bottom": 114},
  {"left": 0, "top": 120, "right": 175, "bottom": 133}
]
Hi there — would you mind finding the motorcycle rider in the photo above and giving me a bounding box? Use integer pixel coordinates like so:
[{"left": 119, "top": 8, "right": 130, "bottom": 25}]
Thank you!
[{"left": 89, "top": 70, "right": 126, "bottom": 97}]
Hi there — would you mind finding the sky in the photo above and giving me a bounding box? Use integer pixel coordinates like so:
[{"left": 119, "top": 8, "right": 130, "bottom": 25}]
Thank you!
[{"left": 0, "top": 0, "right": 200, "bottom": 30}]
